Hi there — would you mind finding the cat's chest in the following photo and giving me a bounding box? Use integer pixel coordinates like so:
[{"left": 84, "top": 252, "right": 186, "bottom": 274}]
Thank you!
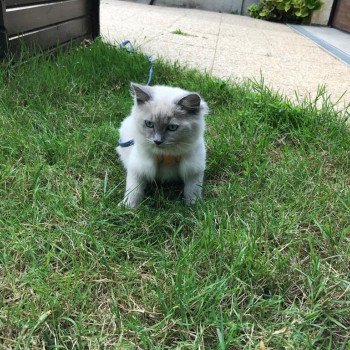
[
  {"left": 155, "top": 156, "right": 182, "bottom": 181},
  {"left": 156, "top": 155, "right": 181, "bottom": 166}
]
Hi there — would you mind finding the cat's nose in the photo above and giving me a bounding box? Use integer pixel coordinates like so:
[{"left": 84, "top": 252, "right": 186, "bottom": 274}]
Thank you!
[{"left": 154, "top": 140, "right": 163, "bottom": 146}]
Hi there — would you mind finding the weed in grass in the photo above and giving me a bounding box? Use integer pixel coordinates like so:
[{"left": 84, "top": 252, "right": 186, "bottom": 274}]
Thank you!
[
  {"left": 0, "top": 40, "right": 350, "bottom": 349},
  {"left": 171, "top": 29, "right": 196, "bottom": 37}
]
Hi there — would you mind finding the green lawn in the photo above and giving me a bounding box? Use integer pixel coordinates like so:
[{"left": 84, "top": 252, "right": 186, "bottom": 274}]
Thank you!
[{"left": 1, "top": 40, "right": 350, "bottom": 349}]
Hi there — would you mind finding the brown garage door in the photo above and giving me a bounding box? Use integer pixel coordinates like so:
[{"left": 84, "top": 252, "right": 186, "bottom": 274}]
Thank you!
[{"left": 332, "top": 0, "right": 350, "bottom": 32}]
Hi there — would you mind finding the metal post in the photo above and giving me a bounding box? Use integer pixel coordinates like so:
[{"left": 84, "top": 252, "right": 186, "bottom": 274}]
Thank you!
[
  {"left": 0, "top": 0, "right": 8, "bottom": 58},
  {"left": 91, "top": 0, "right": 100, "bottom": 39}
]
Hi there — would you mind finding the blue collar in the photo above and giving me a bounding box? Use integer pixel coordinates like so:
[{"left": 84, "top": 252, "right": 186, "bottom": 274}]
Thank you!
[{"left": 118, "top": 139, "right": 134, "bottom": 147}]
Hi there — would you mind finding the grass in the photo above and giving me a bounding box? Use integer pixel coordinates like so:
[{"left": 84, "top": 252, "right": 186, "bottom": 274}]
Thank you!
[
  {"left": 171, "top": 29, "right": 195, "bottom": 36},
  {"left": 0, "top": 39, "right": 350, "bottom": 349}
]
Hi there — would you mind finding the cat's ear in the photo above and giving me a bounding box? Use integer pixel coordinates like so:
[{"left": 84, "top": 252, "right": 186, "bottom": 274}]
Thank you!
[
  {"left": 131, "top": 83, "right": 152, "bottom": 105},
  {"left": 177, "top": 93, "right": 201, "bottom": 113}
]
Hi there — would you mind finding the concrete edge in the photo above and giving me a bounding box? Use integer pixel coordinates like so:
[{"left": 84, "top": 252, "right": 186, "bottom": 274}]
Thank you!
[{"left": 288, "top": 24, "right": 350, "bottom": 67}]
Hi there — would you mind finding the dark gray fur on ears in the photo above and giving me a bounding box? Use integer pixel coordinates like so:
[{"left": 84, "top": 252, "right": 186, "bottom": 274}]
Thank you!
[
  {"left": 131, "top": 83, "right": 152, "bottom": 104},
  {"left": 178, "top": 93, "right": 201, "bottom": 113}
]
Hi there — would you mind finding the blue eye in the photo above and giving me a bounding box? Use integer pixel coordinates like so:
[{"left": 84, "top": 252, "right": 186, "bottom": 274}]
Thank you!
[
  {"left": 145, "top": 120, "right": 154, "bottom": 128},
  {"left": 167, "top": 124, "right": 179, "bottom": 131}
]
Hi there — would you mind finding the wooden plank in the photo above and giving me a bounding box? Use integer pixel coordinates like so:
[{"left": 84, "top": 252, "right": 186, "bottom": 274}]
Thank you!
[
  {"left": 5, "top": 0, "right": 63, "bottom": 8},
  {"left": 332, "top": 0, "right": 350, "bottom": 33},
  {"left": 44, "top": 32, "right": 92, "bottom": 56},
  {"left": 6, "top": 0, "right": 91, "bottom": 36},
  {"left": 8, "top": 16, "right": 91, "bottom": 52}
]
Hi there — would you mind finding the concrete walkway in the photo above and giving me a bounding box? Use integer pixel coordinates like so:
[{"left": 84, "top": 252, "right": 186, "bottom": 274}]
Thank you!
[
  {"left": 101, "top": 0, "right": 350, "bottom": 108},
  {"left": 290, "top": 25, "right": 350, "bottom": 66}
]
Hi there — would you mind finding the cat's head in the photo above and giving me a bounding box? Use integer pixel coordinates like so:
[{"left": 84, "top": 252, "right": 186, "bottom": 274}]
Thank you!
[{"left": 130, "top": 83, "right": 208, "bottom": 152}]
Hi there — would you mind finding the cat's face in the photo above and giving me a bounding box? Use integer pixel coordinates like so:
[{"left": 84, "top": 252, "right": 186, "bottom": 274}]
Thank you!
[
  {"left": 140, "top": 114, "right": 191, "bottom": 148},
  {"left": 131, "top": 83, "right": 207, "bottom": 151}
]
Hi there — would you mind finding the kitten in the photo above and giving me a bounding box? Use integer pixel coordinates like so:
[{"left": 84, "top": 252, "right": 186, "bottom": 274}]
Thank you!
[{"left": 116, "top": 83, "right": 209, "bottom": 208}]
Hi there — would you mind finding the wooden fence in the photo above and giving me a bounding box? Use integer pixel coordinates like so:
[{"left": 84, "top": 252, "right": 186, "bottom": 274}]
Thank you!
[{"left": 0, "top": 0, "right": 99, "bottom": 58}]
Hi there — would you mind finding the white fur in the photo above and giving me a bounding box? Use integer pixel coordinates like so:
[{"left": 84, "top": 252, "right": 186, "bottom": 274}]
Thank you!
[{"left": 116, "top": 84, "right": 208, "bottom": 208}]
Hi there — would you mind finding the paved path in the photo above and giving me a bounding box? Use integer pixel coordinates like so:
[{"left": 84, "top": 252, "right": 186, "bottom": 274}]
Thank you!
[{"left": 101, "top": 0, "right": 350, "bottom": 108}]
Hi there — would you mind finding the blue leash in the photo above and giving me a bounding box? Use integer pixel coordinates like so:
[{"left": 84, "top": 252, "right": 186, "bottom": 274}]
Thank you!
[
  {"left": 118, "top": 139, "right": 134, "bottom": 148},
  {"left": 119, "top": 40, "right": 154, "bottom": 86},
  {"left": 118, "top": 40, "right": 154, "bottom": 148}
]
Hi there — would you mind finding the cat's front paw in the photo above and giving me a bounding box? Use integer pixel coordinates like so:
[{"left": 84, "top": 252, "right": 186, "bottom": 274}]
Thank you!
[
  {"left": 184, "top": 180, "right": 203, "bottom": 205},
  {"left": 119, "top": 195, "right": 141, "bottom": 209},
  {"left": 184, "top": 194, "right": 202, "bottom": 206},
  {"left": 184, "top": 197, "right": 197, "bottom": 205}
]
